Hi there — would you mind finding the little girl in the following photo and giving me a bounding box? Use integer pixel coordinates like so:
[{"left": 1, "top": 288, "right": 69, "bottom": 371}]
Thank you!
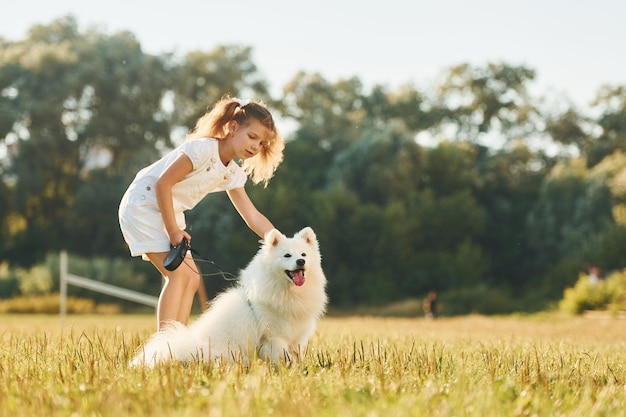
[{"left": 118, "top": 96, "right": 284, "bottom": 330}]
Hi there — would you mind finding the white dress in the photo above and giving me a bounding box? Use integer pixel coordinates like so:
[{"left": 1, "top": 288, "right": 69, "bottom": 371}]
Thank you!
[{"left": 118, "top": 138, "right": 247, "bottom": 257}]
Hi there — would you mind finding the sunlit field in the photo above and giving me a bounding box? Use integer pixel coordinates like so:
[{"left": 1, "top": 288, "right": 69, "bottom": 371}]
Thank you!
[{"left": 1, "top": 313, "right": 625, "bottom": 417}]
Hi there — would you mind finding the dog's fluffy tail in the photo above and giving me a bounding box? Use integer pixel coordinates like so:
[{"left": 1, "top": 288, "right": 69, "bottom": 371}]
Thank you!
[{"left": 129, "top": 321, "right": 204, "bottom": 367}]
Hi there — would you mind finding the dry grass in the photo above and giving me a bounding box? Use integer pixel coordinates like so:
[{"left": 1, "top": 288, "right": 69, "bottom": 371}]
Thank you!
[{"left": 0, "top": 313, "right": 625, "bottom": 416}]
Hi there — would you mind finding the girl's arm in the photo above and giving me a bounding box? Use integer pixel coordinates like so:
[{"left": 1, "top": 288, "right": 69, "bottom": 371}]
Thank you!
[
  {"left": 155, "top": 153, "right": 194, "bottom": 246},
  {"left": 227, "top": 187, "right": 275, "bottom": 238}
]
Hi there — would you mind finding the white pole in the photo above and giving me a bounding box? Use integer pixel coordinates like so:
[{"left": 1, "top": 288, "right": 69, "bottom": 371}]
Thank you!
[{"left": 60, "top": 250, "right": 67, "bottom": 323}]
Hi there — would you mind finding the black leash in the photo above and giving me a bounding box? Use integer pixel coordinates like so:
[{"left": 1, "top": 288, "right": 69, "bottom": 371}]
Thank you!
[{"left": 187, "top": 247, "right": 237, "bottom": 281}]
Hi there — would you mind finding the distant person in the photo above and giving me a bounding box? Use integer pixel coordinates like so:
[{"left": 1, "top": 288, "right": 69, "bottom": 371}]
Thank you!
[
  {"left": 583, "top": 262, "right": 603, "bottom": 285},
  {"left": 119, "top": 96, "right": 284, "bottom": 331},
  {"left": 423, "top": 290, "right": 439, "bottom": 319}
]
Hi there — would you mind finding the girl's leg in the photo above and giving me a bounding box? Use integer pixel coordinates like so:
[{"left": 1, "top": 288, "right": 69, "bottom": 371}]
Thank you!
[
  {"left": 145, "top": 252, "right": 200, "bottom": 331},
  {"left": 176, "top": 263, "right": 201, "bottom": 323}
]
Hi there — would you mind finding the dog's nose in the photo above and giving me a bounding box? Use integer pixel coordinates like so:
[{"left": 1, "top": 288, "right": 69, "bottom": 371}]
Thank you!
[{"left": 297, "top": 258, "right": 305, "bottom": 267}]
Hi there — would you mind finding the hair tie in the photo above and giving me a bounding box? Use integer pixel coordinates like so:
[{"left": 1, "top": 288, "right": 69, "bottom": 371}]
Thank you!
[{"left": 235, "top": 98, "right": 251, "bottom": 108}]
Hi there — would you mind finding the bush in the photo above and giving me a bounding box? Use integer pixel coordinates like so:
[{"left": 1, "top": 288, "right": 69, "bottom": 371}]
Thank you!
[
  {"left": 605, "top": 273, "right": 626, "bottom": 312},
  {"left": 0, "top": 277, "right": 18, "bottom": 298},
  {"left": 0, "top": 294, "right": 96, "bottom": 314},
  {"left": 440, "top": 284, "right": 519, "bottom": 315},
  {"left": 559, "top": 272, "right": 626, "bottom": 314},
  {"left": 16, "top": 265, "right": 53, "bottom": 295},
  {"left": 0, "top": 262, "right": 19, "bottom": 298},
  {"left": 0, "top": 264, "right": 53, "bottom": 297}
]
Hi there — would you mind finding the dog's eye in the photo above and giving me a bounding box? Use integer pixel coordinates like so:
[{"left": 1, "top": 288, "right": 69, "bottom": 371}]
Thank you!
[
  {"left": 301, "top": 253, "right": 306, "bottom": 257},
  {"left": 284, "top": 254, "right": 292, "bottom": 258}
]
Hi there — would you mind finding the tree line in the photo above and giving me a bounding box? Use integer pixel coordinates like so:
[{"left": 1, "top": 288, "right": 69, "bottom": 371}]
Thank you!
[{"left": 1, "top": 16, "right": 625, "bottom": 313}]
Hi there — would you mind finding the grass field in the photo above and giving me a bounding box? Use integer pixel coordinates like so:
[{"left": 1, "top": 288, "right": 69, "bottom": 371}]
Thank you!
[{"left": 0, "top": 313, "right": 625, "bottom": 417}]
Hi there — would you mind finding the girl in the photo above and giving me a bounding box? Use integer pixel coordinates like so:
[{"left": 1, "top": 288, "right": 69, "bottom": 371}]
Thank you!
[{"left": 118, "top": 96, "right": 284, "bottom": 330}]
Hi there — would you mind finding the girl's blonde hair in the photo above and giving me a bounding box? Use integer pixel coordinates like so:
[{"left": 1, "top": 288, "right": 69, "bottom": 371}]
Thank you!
[{"left": 187, "top": 95, "right": 284, "bottom": 186}]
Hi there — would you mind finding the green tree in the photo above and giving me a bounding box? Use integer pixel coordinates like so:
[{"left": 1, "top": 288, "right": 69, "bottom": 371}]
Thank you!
[
  {"left": 475, "top": 143, "right": 554, "bottom": 289},
  {"left": 330, "top": 126, "right": 426, "bottom": 205},
  {"left": 2, "top": 18, "right": 86, "bottom": 263},
  {"left": 526, "top": 157, "right": 616, "bottom": 298},
  {"left": 587, "top": 85, "right": 626, "bottom": 166},
  {"left": 360, "top": 84, "right": 445, "bottom": 133},
  {"left": 434, "top": 62, "right": 538, "bottom": 144},
  {"left": 0, "top": 16, "right": 173, "bottom": 263},
  {"left": 281, "top": 72, "right": 367, "bottom": 151},
  {"left": 543, "top": 107, "right": 590, "bottom": 153}
]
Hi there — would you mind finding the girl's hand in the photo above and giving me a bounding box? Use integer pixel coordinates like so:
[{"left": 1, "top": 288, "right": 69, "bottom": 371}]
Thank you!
[{"left": 169, "top": 229, "right": 191, "bottom": 247}]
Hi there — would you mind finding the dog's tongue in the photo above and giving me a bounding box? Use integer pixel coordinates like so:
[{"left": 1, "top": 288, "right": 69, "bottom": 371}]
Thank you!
[{"left": 292, "top": 270, "right": 305, "bottom": 286}]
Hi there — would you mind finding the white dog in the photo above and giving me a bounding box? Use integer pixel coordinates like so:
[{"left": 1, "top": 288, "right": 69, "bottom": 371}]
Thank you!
[{"left": 130, "top": 227, "right": 328, "bottom": 367}]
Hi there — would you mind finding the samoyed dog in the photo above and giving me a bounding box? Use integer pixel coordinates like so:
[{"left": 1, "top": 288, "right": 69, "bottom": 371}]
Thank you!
[{"left": 130, "top": 227, "right": 327, "bottom": 367}]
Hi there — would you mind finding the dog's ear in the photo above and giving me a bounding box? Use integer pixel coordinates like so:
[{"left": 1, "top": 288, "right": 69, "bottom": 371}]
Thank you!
[
  {"left": 297, "top": 227, "right": 317, "bottom": 246},
  {"left": 264, "top": 229, "right": 285, "bottom": 248}
]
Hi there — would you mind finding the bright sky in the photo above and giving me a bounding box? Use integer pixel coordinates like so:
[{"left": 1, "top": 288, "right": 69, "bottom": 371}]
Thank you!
[{"left": 2, "top": 0, "right": 626, "bottom": 109}]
